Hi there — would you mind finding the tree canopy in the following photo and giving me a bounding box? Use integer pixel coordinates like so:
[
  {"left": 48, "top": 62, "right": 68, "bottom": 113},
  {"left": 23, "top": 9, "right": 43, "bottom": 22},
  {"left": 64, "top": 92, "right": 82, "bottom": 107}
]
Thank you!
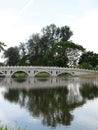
[
  {"left": 2, "top": 23, "right": 98, "bottom": 69},
  {"left": 78, "top": 51, "right": 98, "bottom": 69},
  {"left": 44, "top": 41, "right": 85, "bottom": 67},
  {"left": 4, "top": 47, "right": 20, "bottom": 66},
  {"left": 0, "top": 42, "right": 6, "bottom": 52}
]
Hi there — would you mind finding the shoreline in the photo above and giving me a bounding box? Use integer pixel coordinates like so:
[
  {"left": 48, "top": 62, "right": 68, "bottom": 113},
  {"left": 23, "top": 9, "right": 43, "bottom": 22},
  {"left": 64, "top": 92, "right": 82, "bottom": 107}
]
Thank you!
[{"left": 79, "top": 73, "right": 98, "bottom": 78}]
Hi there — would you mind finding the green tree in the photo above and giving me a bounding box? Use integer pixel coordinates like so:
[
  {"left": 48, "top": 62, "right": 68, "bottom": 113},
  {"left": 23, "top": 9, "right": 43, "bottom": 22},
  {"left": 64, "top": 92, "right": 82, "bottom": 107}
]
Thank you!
[
  {"left": 41, "top": 24, "right": 57, "bottom": 47},
  {"left": 19, "top": 42, "right": 27, "bottom": 57},
  {"left": 26, "top": 33, "right": 42, "bottom": 65},
  {"left": 25, "top": 24, "right": 73, "bottom": 66},
  {"left": 0, "top": 41, "right": 6, "bottom": 52},
  {"left": 64, "top": 42, "right": 85, "bottom": 67},
  {"left": 18, "top": 42, "right": 29, "bottom": 66},
  {"left": 56, "top": 26, "right": 73, "bottom": 41},
  {"left": 27, "top": 33, "right": 40, "bottom": 55},
  {"left": 41, "top": 24, "right": 73, "bottom": 44},
  {"left": 44, "top": 41, "right": 85, "bottom": 67},
  {"left": 78, "top": 51, "right": 98, "bottom": 69},
  {"left": 17, "top": 55, "right": 30, "bottom": 66},
  {"left": 0, "top": 42, "right": 6, "bottom": 65},
  {"left": 4, "top": 47, "right": 20, "bottom": 66}
]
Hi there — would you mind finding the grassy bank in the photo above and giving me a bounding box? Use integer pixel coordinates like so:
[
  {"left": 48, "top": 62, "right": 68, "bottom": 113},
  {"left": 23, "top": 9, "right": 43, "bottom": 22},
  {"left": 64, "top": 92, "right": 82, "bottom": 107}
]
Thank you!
[
  {"left": 79, "top": 73, "right": 98, "bottom": 78},
  {"left": 0, "top": 126, "right": 26, "bottom": 130},
  {"left": 58, "top": 73, "right": 71, "bottom": 77},
  {"left": 12, "top": 72, "right": 27, "bottom": 78},
  {"left": 35, "top": 72, "right": 71, "bottom": 77},
  {"left": 35, "top": 72, "right": 50, "bottom": 77}
]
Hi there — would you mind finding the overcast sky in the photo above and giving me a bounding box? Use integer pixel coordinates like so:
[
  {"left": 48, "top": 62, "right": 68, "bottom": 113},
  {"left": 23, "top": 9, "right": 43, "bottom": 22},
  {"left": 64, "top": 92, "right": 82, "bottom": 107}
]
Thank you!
[{"left": 0, "top": 0, "right": 98, "bottom": 53}]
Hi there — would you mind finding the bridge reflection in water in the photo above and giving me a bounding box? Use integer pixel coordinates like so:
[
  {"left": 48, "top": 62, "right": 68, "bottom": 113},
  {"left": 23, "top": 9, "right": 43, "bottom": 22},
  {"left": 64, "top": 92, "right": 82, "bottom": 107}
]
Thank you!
[
  {"left": 0, "top": 77, "right": 98, "bottom": 103},
  {"left": 0, "top": 77, "right": 98, "bottom": 128}
]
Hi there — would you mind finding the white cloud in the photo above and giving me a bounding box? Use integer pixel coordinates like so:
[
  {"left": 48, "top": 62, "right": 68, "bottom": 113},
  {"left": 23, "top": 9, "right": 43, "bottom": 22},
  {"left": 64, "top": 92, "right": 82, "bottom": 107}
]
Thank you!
[
  {"left": 70, "top": 9, "right": 98, "bottom": 53},
  {"left": 0, "top": 9, "right": 41, "bottom": 48},
  {"left": 0, "top": 0, "right": 35, "bottom": 47},
  {"left": 0, "top": 22, "right": 40, "bottom": 47},
  {"left": 0, "top": 12, "right": 16, "bottom": 44}
]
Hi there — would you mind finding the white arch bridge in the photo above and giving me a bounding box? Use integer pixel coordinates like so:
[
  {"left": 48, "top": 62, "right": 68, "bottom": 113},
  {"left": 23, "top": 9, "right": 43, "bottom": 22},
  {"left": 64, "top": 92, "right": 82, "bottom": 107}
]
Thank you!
[{"left": 0, "top": 66, "right": 96, "bottom": 77}]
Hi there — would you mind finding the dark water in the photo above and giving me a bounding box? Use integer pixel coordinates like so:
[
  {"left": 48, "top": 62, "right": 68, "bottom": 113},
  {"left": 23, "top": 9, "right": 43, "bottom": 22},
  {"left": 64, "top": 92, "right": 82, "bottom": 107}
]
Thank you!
[{"left": 0, "top": 77, "right": 98, "bottom": 130}]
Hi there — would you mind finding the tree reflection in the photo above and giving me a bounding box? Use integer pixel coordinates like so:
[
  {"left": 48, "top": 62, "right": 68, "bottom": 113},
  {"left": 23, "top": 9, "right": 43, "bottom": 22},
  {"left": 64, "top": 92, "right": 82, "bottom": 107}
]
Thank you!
[
  {"left": 2, "top": 81, "right": 98, "bottom": 128},
  {"left": 80, "top": 83, "right": 98, "bottom": 100}
]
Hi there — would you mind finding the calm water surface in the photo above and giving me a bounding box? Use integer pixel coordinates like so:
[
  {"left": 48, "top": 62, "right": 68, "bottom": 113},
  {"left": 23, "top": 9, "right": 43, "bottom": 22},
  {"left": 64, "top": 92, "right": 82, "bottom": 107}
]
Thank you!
[{"left": 0, "top": 77, "right": 98, "bottom": 130}]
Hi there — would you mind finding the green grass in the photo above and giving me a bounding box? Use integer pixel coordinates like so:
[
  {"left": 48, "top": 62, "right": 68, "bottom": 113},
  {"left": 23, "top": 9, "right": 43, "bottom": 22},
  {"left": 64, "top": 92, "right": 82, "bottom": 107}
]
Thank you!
[
  {"left": 58, "top": 73, "right": 71, "bottom": 77},
  {"left": 0, "top": 126, "right": 26, "bottom": 130},
  {"left": 35, "top": 72, "right": 50, "bottom": 77},
  {"left": 12, "top": 72, "right": 27, "bottom": 78}
]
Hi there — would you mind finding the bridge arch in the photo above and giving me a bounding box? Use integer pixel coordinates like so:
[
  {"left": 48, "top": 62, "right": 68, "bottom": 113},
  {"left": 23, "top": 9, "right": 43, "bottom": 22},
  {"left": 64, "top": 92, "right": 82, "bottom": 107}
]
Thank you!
[
  {"left": 0, "top": 71, "right": 5, "bottom": 77},
  {"left": 56, "top": 71, "right": 74, "bottom": 77},
  {"left": 57, "top": 72, "right": 72, "bottom": 77},
  {"left": 10, "top": 70, "right": 29, "bottom": 78},
  {"left": 34, "top": 70, "right": 52, "bottom": 77}
]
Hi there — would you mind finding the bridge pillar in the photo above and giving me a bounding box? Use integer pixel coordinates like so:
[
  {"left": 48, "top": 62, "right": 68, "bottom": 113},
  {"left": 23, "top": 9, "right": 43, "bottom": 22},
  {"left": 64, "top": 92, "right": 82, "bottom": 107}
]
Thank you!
[
  {"left": 28, "top": 70, "right": 35, "bottom": 77},
  {"left": 51, "top": 70, "right": 57, "bottom": 76},
  {"left": 5, "top": 70, "right": 11, "bottom": 77}
]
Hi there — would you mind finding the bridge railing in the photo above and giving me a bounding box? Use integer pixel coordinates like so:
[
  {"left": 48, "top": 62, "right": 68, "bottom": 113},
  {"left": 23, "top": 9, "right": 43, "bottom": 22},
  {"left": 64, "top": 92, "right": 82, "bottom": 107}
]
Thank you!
[{"left": 0, "top": 66, "right": 96, "bottom": 72}]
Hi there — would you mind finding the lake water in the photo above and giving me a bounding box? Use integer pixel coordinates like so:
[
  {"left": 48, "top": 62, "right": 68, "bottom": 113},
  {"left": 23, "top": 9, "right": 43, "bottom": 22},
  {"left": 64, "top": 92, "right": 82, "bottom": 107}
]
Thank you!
[{"left": 0, "top": 77, "right": 98, "bottom": 130}]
